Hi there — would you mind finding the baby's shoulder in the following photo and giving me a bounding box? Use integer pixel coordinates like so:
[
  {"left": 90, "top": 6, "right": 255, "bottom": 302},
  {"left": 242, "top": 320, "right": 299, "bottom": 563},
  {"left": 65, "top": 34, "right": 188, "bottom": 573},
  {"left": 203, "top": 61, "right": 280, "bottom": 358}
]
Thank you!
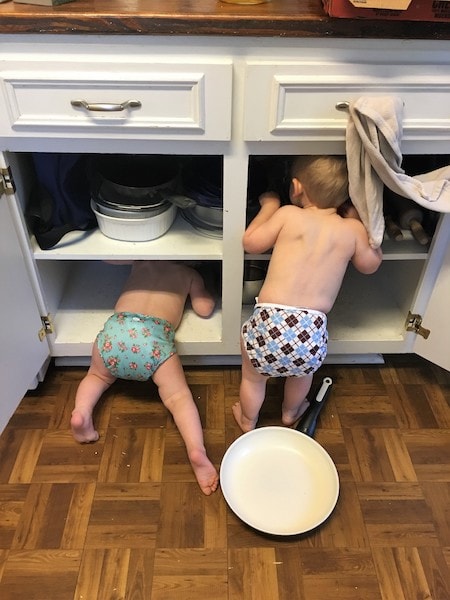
[
  {"left": 339, "top": 215, "right": 370, "bottom": 245},
  {"left": 341, "top": 215, "right": 366, "bottom": 232},
  {"left": 279, "top": 204, "right": 303, "bottom": 219}
]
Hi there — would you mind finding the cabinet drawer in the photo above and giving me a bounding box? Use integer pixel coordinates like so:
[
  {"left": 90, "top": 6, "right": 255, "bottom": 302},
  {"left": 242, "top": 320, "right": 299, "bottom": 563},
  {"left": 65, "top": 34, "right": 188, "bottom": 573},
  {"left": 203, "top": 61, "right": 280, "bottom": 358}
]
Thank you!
[
  {"left": 244, "top": 61, "right": 450, "bottom": 142},
  {"left": 0, "top": 60, "right": 232, "bottom": 141}
]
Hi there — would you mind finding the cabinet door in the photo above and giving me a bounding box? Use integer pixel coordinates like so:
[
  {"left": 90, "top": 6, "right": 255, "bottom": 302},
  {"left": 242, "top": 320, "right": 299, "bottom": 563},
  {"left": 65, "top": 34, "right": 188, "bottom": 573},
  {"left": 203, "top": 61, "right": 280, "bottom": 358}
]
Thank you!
[
  {"left": 413, "top": 223, "right": 450, "bottom": 371},
  {"left": 0, "top": 194, "right": 49, "bottom": 433}
]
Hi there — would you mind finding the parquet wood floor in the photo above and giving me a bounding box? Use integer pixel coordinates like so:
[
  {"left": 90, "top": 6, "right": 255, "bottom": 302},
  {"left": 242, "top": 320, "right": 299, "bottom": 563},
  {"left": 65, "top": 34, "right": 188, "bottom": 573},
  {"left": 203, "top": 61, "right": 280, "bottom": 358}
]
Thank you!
[{"left": 0, "top": 354, "right": 449, "bottom": 600}]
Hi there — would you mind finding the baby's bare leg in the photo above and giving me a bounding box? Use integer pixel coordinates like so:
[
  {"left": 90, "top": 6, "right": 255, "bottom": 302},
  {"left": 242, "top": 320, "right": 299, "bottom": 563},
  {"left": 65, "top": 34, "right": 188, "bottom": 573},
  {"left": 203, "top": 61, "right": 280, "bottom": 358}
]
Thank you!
[
  {"left": 281, "top": 374, "right": 313, "bottom": 426},
  {"left": 233, "top": 338, "right": 268, "bottom": 433},
  {"left": 71, "top": 345, "right": 115, "bottom": 443},
  {"left": 152, "top": 355, "right": 219, "bottom": 496}
]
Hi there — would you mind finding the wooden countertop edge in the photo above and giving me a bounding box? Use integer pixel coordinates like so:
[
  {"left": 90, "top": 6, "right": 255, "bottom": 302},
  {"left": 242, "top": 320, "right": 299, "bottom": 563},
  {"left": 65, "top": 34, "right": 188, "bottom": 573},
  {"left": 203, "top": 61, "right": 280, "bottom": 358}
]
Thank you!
[
  {"left": 0, "top": 1, "right": 449, "bottom": 39},
  {"left": 0, "top": 16, "right": 449, "bottom": 38}
]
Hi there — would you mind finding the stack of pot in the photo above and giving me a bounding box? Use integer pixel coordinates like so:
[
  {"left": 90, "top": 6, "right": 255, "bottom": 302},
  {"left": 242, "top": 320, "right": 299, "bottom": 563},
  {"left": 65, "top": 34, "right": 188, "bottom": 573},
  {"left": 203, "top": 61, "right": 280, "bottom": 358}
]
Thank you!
[
  {"left": 179, "top": 156, "right": 223, "bottom": 237},
  {"left": 90, "top": 155, "right": 181, "bottom": 242}
]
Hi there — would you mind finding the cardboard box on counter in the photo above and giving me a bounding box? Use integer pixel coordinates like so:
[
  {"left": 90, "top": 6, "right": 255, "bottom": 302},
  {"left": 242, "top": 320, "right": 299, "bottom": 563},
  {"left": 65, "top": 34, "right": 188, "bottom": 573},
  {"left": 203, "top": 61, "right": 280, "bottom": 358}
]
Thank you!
[{"left": 323, "top": 0, "right": 450, "bottom": 21}]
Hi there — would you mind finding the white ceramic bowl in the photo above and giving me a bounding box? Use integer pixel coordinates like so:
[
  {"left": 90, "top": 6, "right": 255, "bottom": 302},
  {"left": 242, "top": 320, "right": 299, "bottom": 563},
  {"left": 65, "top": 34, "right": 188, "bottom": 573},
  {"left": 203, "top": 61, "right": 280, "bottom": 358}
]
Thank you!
[
  {"left": 91, "top": 199, "right": 177, "bottom": 242},
  {"left": 92, "top": 197, "right": 169, "bottom": 220}
]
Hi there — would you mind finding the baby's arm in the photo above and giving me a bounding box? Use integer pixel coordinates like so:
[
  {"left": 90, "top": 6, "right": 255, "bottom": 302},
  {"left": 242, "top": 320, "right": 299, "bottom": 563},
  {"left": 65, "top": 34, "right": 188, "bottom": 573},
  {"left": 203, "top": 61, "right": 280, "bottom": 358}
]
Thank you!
[
  {"left": 243, "top": 192, "right": 282, "bottom": 254},
  {"left": 189, "top": 270, "right": 216, "bottom": 318},
  {"left": 350, "top": 220, "right": 383, "bottom": 274}
]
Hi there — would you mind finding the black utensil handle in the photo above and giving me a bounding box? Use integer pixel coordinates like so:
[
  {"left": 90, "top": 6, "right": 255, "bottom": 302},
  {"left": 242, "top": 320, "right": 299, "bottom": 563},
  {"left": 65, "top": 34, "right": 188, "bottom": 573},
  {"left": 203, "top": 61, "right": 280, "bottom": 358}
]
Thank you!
[{"left": 296, "top": 377, "right": 333, "bottom": 438}]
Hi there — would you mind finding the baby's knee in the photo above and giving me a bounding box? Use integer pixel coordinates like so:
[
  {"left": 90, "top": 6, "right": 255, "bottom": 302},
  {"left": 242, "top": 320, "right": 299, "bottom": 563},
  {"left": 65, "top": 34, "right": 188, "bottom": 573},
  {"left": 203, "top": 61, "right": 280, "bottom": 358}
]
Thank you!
[{"left": 87, "top": 364, "right": 116, "bottom": 387}]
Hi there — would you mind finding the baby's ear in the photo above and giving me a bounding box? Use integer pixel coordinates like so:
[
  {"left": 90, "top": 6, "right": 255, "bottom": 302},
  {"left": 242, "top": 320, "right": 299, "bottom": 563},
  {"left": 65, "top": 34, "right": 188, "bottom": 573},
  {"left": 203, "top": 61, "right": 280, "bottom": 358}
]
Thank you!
[{"left": 289, "top": 177, "right": 303, "bottom": 201}]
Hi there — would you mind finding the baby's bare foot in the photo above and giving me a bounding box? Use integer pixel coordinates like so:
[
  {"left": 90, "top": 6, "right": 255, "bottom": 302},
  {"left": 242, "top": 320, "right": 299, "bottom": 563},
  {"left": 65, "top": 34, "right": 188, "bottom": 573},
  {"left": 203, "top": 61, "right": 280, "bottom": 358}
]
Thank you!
[
  {"left": 71, "top": 409, "right": 99, "bottom": 443},
  {"left": 188, "top": 449, "right": 219, "bottom": 495},
  {"left": 281, "top": 399, "right": 310, "bottom": 427},
  {"left": 232, "top": 401, "right": 257, "bottom": 433}
]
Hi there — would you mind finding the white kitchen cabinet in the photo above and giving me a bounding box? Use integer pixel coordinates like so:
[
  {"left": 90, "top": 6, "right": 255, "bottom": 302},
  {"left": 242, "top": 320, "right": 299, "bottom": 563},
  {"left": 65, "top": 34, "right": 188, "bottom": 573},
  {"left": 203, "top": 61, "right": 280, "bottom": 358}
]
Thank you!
[{"left": 1, "top": 35, "right": 450, "bottom": 433}]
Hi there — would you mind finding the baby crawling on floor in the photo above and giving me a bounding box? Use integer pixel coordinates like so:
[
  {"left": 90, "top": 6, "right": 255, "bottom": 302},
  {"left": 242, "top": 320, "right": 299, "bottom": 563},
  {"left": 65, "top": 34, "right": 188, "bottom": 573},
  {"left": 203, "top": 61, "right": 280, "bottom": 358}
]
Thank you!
[{"left": 71, "top": 260, "right": 219, "bottom": 496}]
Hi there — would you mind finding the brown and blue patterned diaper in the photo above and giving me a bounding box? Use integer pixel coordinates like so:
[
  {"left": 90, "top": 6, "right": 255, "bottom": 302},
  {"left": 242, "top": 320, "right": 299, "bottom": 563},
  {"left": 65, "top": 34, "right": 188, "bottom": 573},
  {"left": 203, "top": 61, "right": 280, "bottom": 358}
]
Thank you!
[{"left": 242, "top": 303, "right": 328, "bottom": 377}]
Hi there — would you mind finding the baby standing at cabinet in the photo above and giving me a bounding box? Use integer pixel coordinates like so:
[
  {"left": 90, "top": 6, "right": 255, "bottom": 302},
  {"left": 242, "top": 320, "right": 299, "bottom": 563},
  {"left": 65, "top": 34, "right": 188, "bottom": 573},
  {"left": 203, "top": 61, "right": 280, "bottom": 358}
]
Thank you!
[
  {"left": 233, "top": 155, "right": 383, "bottom": 432},
  {"left": 71, "top": 260, "right": 219, "bottom": 495}
]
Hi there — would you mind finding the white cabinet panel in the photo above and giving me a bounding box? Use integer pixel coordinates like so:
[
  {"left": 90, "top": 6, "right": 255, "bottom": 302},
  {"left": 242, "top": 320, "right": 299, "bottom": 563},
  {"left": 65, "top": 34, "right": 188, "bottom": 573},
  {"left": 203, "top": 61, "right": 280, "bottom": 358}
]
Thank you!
[
  {"left": 0, "top": 195, "right": 49, "bottom": 433},
  {"left": 0, "top": 61, "right": 232, "bottom": 141},
  {"left": 413, "top": 215, "right": 450, "bottom": 371},
  {"left": 244, "top": 61, "right": 450, "bottom": 142}
]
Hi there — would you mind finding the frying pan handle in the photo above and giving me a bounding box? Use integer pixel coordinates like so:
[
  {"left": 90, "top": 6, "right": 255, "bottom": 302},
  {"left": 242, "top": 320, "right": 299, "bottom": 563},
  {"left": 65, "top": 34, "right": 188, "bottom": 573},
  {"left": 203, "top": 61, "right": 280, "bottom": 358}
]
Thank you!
[{"left": 295, "top": 377, "right": 333, "bottom": 437}]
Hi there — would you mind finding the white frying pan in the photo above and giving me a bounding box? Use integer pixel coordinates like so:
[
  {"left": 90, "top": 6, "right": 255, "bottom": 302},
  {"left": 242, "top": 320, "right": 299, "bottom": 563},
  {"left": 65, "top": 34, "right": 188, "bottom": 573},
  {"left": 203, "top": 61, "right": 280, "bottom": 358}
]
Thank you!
[{"left": 220, "top": 377, "right": 339, "bottom": 536}]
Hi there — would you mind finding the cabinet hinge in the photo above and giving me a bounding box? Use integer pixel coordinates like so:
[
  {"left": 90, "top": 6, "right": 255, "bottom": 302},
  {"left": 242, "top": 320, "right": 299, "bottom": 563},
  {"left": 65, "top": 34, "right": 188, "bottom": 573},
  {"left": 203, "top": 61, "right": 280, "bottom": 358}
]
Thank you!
[
  {"left": 0, "top": 166, "right": 15, "bottom": 195},
  {"left": 38, "top": 315, "right": 53, "bottom": 341},
  {"left": 405, "top": 311, "right": 430, "bottom": 340}
]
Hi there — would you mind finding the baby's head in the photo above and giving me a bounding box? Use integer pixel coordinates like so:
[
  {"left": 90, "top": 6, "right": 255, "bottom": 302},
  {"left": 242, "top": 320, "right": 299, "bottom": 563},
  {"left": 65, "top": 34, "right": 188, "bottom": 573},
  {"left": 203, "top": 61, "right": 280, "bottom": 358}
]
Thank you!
[{"left": 290, "top": 155, "right": 349, "bottom": 209}]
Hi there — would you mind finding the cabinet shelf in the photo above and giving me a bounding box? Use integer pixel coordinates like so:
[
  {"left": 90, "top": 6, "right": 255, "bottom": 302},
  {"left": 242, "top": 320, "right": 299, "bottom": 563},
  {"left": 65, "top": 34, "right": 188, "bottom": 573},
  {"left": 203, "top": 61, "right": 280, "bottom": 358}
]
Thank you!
[
  {"left": 326, "top": 268, "right": 407, "bottom": 352},
  {"left": 50, "top": 307, "right": 223, "bottom": 357},
  {"left": 43, "top": 261, "right": 223, "bottom": 357},
  {"left": 245, "top": 231, "right": 430, "bottom": 263},
  {"left": 32, "top": 213, "right": 223, "bottom": 261},
  {"left": 377, "top": 232, "right": 430, "bottom": 259}
]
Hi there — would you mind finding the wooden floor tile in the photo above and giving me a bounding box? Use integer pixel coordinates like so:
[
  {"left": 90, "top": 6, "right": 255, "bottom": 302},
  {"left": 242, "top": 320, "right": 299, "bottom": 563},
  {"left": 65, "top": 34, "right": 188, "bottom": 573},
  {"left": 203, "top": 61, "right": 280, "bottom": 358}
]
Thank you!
[
  {"left": 85, "top": 483, "right": 161, "bottom": 549},
  {"left": 152, "top": 549, "right": 227, "bottom": 600},
  {"left": 0, "top": 549, "right": 81, "bottom": 600}
]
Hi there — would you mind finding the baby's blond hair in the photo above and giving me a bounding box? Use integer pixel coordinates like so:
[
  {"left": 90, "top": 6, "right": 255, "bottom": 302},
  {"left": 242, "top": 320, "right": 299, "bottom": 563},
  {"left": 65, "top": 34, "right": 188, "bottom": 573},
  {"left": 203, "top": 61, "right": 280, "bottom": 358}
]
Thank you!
[{"left": 291, "top": 155, "right": 349, "bottom": 209}]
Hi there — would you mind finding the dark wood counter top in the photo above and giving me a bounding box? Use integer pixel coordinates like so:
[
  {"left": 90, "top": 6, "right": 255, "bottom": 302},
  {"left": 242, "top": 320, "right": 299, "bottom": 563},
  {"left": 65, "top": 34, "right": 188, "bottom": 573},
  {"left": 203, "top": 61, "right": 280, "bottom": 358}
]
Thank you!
[{"left": 0, "top": 0, "right": 449, "bottom": 39}]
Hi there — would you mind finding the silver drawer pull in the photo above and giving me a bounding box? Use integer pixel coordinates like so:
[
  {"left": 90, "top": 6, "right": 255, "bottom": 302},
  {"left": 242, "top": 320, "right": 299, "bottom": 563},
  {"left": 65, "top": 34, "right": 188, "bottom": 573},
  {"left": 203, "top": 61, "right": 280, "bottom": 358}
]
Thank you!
[
  {"left": 71, "top": 99, "right": 142, "bottom": 112},
  {"left": 335, "top": 101, "right": 350, "bottom": 112}
]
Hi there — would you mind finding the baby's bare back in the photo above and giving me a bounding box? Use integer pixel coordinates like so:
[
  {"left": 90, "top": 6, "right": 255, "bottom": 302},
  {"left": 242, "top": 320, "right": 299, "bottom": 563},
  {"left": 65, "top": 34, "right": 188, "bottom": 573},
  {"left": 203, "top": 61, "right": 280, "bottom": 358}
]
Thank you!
[
  {"left": 257, "top": 208, "right": 358, "bottom": 313},
  {"left": 114, "top": 261, "right": 193, "bottom": 328}
]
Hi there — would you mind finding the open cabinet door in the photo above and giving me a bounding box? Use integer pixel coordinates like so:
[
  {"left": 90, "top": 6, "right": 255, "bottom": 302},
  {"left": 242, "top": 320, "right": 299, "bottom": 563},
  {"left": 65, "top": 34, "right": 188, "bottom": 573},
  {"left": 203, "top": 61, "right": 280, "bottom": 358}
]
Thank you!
[
  {"left": 0, "top": 196, "right": 50, "bottom": 434},
  {"left": 413, "top": 215, "right": 450, "bottom": 372}
]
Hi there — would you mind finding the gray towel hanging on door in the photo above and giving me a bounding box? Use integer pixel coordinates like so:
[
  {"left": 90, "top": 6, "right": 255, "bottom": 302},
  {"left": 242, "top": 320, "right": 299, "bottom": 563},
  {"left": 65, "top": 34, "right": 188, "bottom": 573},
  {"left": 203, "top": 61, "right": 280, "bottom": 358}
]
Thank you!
[{"left": 346, "top": 95, "right": 450, "bottom": 248}]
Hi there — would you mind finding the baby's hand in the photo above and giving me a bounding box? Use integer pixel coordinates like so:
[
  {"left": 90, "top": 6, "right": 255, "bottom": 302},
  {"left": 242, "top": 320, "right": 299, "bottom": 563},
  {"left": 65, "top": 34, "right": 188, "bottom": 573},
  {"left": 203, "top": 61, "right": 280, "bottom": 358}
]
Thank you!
[
  {"left": 338, "top": 200, "right": 360, "bottom": 220},
  {"left": 259, "top": 192, "right": 281, "bottom": 208}
]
